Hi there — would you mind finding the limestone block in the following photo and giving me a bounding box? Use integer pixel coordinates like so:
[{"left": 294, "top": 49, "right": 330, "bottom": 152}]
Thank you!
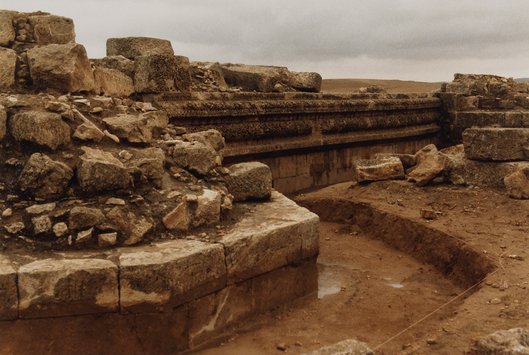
[
  {"left": 354, "top": 157, "right": 405, "bottom": 183},
  {"left": 414, "top": 143, "right": 438, "bottom": 165},
  {"left": 32, "top": 215, "right": 52, "bottom": 234},
  {"left": 119, "top": 239, "right": 226, "bottom": 313},
  {"left": 504, "top": 170, "right": 529, "bottom": 199},
  {"left": 27, "top": 43, "right": 98, "bottom": 93},
  {"left": 464, "top": 160, "right": 529, "bottom": 188},
  {"left": 289, "top": 71, "right": 322, "bottom": 93},
  {"left": 172, "top": 140, "right": 220, "bottom": 176},
  {"left": 190, "top": 61, "right": 228, "bottom": 90},
  {"left": 374, "top": 152, "right": 416, "bottom": 170},
  {"left": 134, "top": 54, "right": 191, "bottom": 93},
  {"left": 28, "top": 14, "right": 75, "bottom": 45},
  {"left": 0, "top": 48, "right": 16, "bottom": 90},
  {"left": 125, "top": 147, "right": 165, "bottom": 187},
  {"left": 407, "top": 154, "right": 445, "bottom": 186},
  {"left": 0, "top": 104, "right": 6, "bottom": 140},
  {"left": 0, "top": 260, "right": 18, "bottom": 320},
  {"left": 471, "top": 328, "right": 529, "bottom": 355},
  {"left": 92, "top": 55, "right": 135, "bottom": 78},
  {"left": 463, "top": 128, "right": 529, "bottom": 161},
  {"left": 94, "top": 67, "right": 135, "bottom": 98},
  {"left": 0, "top": 11, "right": 15, "bottom": 46},
  {"left": 304, "top": 339, "right": 374, "bottom": 355},
  {"left": 440, "top": 144, "right": 466, "bottom": 185},
  {"left": 455, "top": 111, "right": 505, "bottom": 128},
  {"left": 221, "top": 191, "right": 319, "bottom": 284},
  {"left": 103, "top": 111, "right": 168, "bottom": 143},
  {"left": 184, "top": 129, "right": 225, "bottom": 155},
  {"left": 69, "top": 206, "right": 106, "bottom": 230},
  {"left": 193, "top": 189, "right": 221, "bottom": 227},
  {"left": 106, "top": 207, "right": 153, "bottom": 246},
  {"left": 221, "top": 63, "right": 290, "bottom": 92},
  {"left": 10, "top": 111, "right": 71, "bottom": 150},
  {"left": 225, "top": 162, "right": 273, "bottom": 201},
  {"left": 106, "top": 37, "right": 174, "bottom": 59},
  {"left": 162, "top": 197, "right": 192, "bottom": 231},
  {"left": 77, "top": 147, "right": 131, "bottom": 193},
  {"left": 26, "top": 203, "right": 56, "bottom": 215},
  {"left": 17, "top": 153, "right": 73, "bottom": 199},
  {"left": 18, "top": 259, "right": 119, "bottom": 318}
]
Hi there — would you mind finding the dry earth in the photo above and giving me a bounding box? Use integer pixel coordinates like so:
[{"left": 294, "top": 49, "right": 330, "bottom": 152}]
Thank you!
[
  {"left": 321, "top": 79, "right": 442, "bottom": 93},
  {"left": 187, "top": 180, "right": 529, "bottom": 355}
]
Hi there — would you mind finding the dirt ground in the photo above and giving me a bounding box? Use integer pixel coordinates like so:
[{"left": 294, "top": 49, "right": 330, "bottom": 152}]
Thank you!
[{"left": 187, "top": 180, "right": 529, "bottom": 355}]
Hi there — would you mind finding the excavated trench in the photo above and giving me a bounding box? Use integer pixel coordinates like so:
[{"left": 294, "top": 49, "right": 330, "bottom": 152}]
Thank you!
[{"left": 189, "top": 181, "right": 504, "bottom": 355}]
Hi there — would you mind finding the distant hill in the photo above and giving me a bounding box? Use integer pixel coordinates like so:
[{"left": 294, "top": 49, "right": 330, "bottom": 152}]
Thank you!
[
  {"left": 515, "top": 78, "right": 529, "bottom": 82},
  {"left": 321, "top": 78, "right": 442, "bottom": 93}
]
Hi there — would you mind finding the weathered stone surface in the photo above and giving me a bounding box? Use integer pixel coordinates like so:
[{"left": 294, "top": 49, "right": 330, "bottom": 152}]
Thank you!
[
  {"left": 303, "top": 339, "right": 374, "bottom": 355},
  {"left": 354, "top": 157, "right": 405, "bottom": 182},
  {"left": 18, "top": 153, "right": 73, "bottom": 199},
  {"left": 407, "top": 154, "right": 445, "bottom": 186},
  {"left": 10, "top": 111, "right": 71, "bottom": 150},
  {"left": 69, "top": 206, "right": 106, "bottom": 230},
  {"left": 190, "top": 61, "right": 228, "bottom": 90},
  {"left": 471, "top": 328, "right": 529, "bottom": 355},
  {"left": 221, "top": 63, "right": 290, "bottom": 92},
  {"left": 106, "top": 37, "right": 174, "bottom": 59},
  {"left": 0, "top": 259, "right": 18, "bottom": 320},
  {"left": 414, "top": 143, "right": 438, "bottom": 165},
  {"left": 0, "top": 104, "right": 6, "bottom": 140},
  {"left": 0, "top": 48, "right": 16, "bottom": 89},
  {"left": 193, "top": 189, "right": 221, "bottom": 227},
  {"left": 27, "top": 43, "right": 97, "bottom": 93},
  {"left": 18, "top": 259, "right": 119, "bottom": 318},
  {"left": 119, "top": 239, "right": 226, "bottom": 313},
  {"left": 172, "top": 140, "right": 220, "bottom": 175},
  {"left": 134, "top": 54, "right": 191, "bottom": 93},
  {"left": 221, "top": 191, "right": 319, "bottom": 284},
  {"left": 225, "top": 162, "right": 272, "bottom": 201},
  {"left": 28, "top": 13, "right": 75, "bottom": 45},
  {"left": 98, "top": 232, "right": 117, "bottom": 247},
  {"left": 0, "top": 11, "right": 15, "bottom": 47},
  {"left": 4, "top": 222, "right": 25, "bottom": 234},
  {"left": 440, "top": 144, "right": 466, "bottom": 185},
  {"left": 103, "top": 111, "right": 168, "bottom": 143},
  {"left": 77, "top": 147, "right": 131, "bottom": 192},
  {"left": 374, "top": 152, "right": 416, "bottom": 170},
  {"left": 32, "top": 215, "right": 52, "bottom": 234},
  {"left": 53, "top": 222, "right": 68, "bottom": 237},
  {"left": 125, "top": 147, "right": 165, "bottom": 187},
  {"left": 73, "top": 122, "right": 105, "bottom": 142},
  {"left": 26, "top": 203, "right": 56, "bottom": 215},
  {"left": 76, "top": 227, "right": 93, "bottom": 243},
  {"left": 464, "top": 160, "right": 529, "bottom": 188},
  {"left": 289, "top": 71, "right": 322, "bottom": 93},
  {"left": 504, "top": 170, "right": 529, "bottom": 199},
  {"left": 94, "top": 67, "right": 135, "bottom": 98},
  {"left": 106, "top": 207, "right": 153, "bottom": 245},
  {"left": 92, "top": 55, "right": 135, "bottom": 78},
  {"left": 463, "top": 128, "right": 529, "bottom": 161},
  {"left": 162, "top": 197, "right": 191, "bottom": 231},
  {"left": 184, "top": 129, "right": 225, "bottom": 155}
]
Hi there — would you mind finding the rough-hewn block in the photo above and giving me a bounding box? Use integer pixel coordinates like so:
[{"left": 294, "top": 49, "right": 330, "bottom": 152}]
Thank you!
[
  {"left": 0, "top": 48, "right": 16, "bottom": 90},
  {"left": 0, "top": 260, "right": 17, "bottom": 320},
  {"left": 354, "top": 157, "right": 405, "bottom": 182},
  {"left": 29, "top": 14, "right": 75, "bottom": 45},
  {"left": 10, "top": 111, "right": 71, "bottom": 150},
  {"left": 94, "top": 67, "right": 135, "bottom": 97},
  {"left": 119, "top": 239, "right": 226, "bottom": 313},
  {"left": 134, "top": 54, "right": 191, "bottom": 93},
  {"left": 221, "top": 191, "right": 319, "bottom": 284},
  {"left": 464, "top": 160, "right": 529, "bottom": 188},
  {"left": 106, "top": 37, "right": 174, "bottom": 59},
  {"left": 18, "top": 259, "right": 119, "bottom": 318},
  {"left": 463, "top": 128, "right": 529, "bottom": 161}
]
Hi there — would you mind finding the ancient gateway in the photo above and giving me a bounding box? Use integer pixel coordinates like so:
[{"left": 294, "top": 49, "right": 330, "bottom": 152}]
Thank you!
[{"left": 0, "top": 10, "right": 528, "bottom": 355}]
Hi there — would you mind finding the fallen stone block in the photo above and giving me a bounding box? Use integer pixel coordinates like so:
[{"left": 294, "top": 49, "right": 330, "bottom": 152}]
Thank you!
[
  {"left": 106, "top": 207, "right": 153, "bottom": 245},
  {"left": 69, "top": 206, "right": 106, "bottom": 230},
  {"left": 94, "top": 67, "right": 135, "bottom": 98},
  {"left": 354, "top": 157, "right": 405, "bottom": 183},
  {"left": 0, "top": 48, "right": 16, "bottom": 90},
  {"left": 28, "top": 13, "right": 75, "bottom": 45},
  {"left": 106, "top": 37, "right": 174, "bottom": 59},
  {"left": 289, "top": 71, "right": 322, "bottom": 93},
  {"left": 463, "top": 127, "right": 529, "bottom": 161},
  {"left": 103, "top": 111, "right": 168, "bottom": 143},
  {"left": 172, "top": 140, "right": 221, "bottom": 176},
  {"left": 190, "top": 61, "right": 228, "bottom": 90},
  {"left": 407, "top": 154, "right": 445, "bottom": 186},
  {"left": 470, "top": 328, "right": 529, "bottom": 355},
  {"left": 374, "top": 152, "right": 416, "bottom": 170},
  {"left": 18, "top": 258, "right": 119, "bottom": 318},
  {"left": 221, "top": 63, "right": 290, "bottom": 92},
  {"left": 119, "top": 239, "right": 226, "bottom": 313},
  {"left": 193, "top": 189, "right": 221, "bottom": 227},
  {"left": 225, "top": 162, "right": 272, "bottom": 201},
  {"left": 184, "top": 129, "right": 225, "bottom": 156},
  {"left": 414, "top": 143, "right": 438, "bottom": 165},
  {"left": 440, "top": 144, "right": 466, "bottom": 185},
  {"left": 464, "top": 160, "right": 529, "bottom": 188},
  {"left": 0, "top": 11, "right": 15, "bottom": 47},
  {"left": 504, "top": 170, "right": 529, "bottom": 199},
  {"left": 134, "top": 54, "right": 191, "bottom": 93},
  {"left": 17, "top": 153, "right": 73, "bottom": 200},
  {"left": 27, "top": 43, "right": 98, "bottom": 93},
  {"left": 303, "top": 339, "right": 374, "bottom": 355},
  {"left": 77, "top": 147, "right": 131, "bottom": 193},
  {"left": 92, "top": 55, "right": 135, "bottom": 78},
  {"left": 0, "top": 259, "right": 18, "bottom": 320},
  {"left": 10, "top": 111, "right": 71, "bottom": 150},
  {"left": 162, "top": 196, "right": 193, "bottom": 231},
  {"left": 125, "top": 147, "right": 165, "bottom": 188}
]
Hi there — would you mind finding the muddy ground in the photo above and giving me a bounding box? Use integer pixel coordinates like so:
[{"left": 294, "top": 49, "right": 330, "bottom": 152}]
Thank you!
[{"left": 186, "top": 180, "right": 529, "bottom": 355}]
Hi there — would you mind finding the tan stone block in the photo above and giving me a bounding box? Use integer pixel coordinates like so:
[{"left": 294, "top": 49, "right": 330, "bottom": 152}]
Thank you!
[
  {"left": 0, "top": 260, "right": 18, "bottom": 320},
  {"left": 119, "top": 239, "right": 226, "bottom": 313},
  {"left": 18, "top": 259, "right": 119, "bottom": 318},
  {"left": 189, "top": 280, "right": 253, "bottom": 347}
]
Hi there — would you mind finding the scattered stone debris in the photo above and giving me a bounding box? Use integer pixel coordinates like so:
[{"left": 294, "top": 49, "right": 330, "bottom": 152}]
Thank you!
[
  {"left": 302, "top": 339, "right": 374, "bottom": 355},
  {"left": 470, "top": 328, "right": 529, "bottom": 355}
]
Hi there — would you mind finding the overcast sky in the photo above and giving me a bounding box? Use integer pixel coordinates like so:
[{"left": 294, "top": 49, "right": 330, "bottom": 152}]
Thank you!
[{"left": 5, "top": 0, "right": 529, "bottom": 82}]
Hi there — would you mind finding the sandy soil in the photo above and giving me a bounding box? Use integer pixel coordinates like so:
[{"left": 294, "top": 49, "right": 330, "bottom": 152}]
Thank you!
[
  {"left": 321, "top": 79, "right": 442, "bottom": 93},
  {"left": 187, "top": 181, "right": 529, "bottom": 355}
]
